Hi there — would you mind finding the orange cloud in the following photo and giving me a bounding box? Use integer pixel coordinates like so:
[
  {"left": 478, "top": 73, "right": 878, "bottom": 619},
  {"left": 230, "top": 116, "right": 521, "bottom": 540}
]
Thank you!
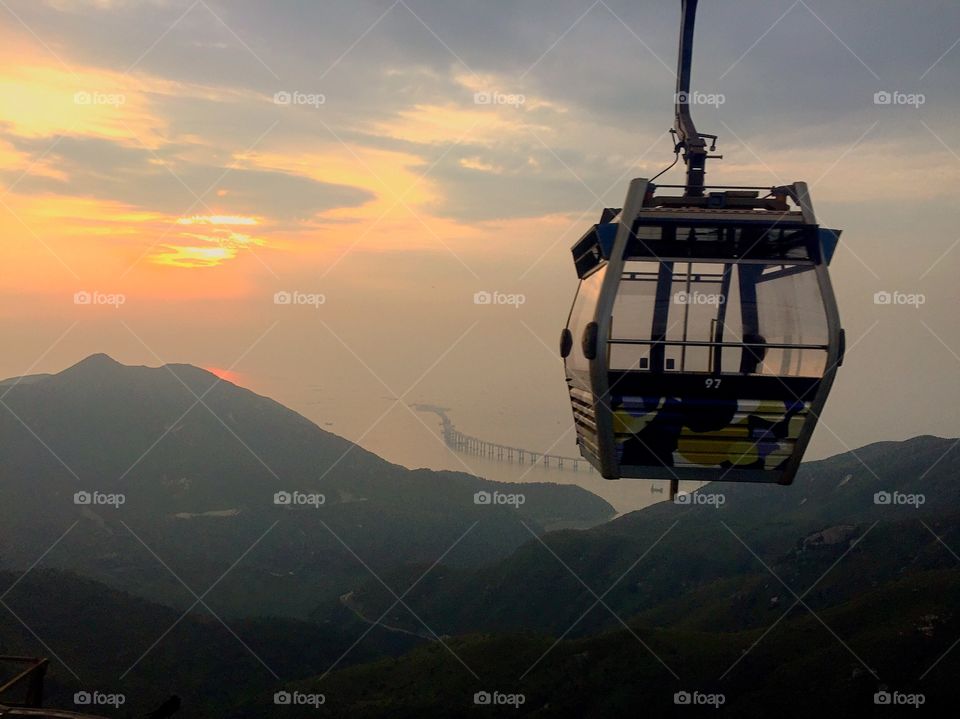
[
  {"left": 0, "top": 20, "right": 574, "bottom": 301},
  {"left": 176, "top": 215, "right": 259, "bottom": 226}
]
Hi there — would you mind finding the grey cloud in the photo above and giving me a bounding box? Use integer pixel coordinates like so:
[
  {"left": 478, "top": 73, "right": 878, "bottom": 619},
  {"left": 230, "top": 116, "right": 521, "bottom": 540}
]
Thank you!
[
  {"left": 1, "top": 131, "right": 374, "bottom": 220},
  {"left": 5, "top": 0, "right": 960, "bottom": 222}
]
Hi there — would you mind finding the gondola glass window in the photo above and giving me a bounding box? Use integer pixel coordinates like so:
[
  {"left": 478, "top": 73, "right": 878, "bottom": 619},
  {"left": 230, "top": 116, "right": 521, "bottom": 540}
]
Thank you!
[{"left": 609, "top": 260, "right": 829, "bottom": 378}]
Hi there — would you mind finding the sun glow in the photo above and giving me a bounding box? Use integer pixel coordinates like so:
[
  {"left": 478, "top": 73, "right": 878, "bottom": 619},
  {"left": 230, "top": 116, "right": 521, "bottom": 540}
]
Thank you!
[{"left": 176, "top": 215, "right": 259, "bottom": 226}]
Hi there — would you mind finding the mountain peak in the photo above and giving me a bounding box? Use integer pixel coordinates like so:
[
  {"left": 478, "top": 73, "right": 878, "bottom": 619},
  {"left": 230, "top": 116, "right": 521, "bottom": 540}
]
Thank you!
[
  {"left": 57, "top": 353, "right": 124, "bottom": 377},
  {"left": 56, "top": 355, "right": 224, "bottom": 388},
  {"left": 75, "top": 352, "right": 121, "bottom": 368}
]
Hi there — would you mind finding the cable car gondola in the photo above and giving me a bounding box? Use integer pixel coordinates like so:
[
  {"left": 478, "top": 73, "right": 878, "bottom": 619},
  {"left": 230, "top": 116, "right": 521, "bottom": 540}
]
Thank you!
[{"left": 560, "top": 0, "right": 844, "bottom": 493}]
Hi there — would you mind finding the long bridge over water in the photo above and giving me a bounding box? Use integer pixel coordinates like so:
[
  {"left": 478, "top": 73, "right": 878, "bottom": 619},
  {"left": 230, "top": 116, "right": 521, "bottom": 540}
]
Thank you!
[{"left": 412, "top": 404, "right": 596, "bottom": 473}]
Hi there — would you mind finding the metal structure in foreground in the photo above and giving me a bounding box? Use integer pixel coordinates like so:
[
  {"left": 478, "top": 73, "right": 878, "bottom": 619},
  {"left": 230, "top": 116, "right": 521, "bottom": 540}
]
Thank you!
[{"left": 0, "top": 657, "right": 105, "bottom": 718}]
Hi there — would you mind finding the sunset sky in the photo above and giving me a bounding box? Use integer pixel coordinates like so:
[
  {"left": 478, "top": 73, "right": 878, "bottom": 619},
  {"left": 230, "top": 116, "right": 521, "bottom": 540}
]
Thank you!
[{"left": 2, "top": 0, "right": 959, "bottom": 495}]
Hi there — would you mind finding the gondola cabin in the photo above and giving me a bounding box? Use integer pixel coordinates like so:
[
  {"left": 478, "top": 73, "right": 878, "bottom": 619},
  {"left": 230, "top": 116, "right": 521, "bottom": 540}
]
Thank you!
[{"left": 561, "top": 179, "right": 844, "bottom": 484}]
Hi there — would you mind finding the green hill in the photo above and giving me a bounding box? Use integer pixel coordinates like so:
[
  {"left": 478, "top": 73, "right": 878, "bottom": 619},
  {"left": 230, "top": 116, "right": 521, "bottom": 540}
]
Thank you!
[
  {"left": 242, "top": 567, "right": 960, "bottom": 718},
  {"left": 0, "top": 355, "right": 614, "bottom": 619},
  {"left": 335, "top": 436, "right": 959, "bottom": 637},
  {"left": 0, "top": 569, "right": 420, "bottom": 718}
]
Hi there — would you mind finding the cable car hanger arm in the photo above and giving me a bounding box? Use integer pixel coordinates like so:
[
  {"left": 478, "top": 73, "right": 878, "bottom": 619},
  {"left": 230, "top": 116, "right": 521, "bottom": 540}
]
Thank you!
[{"left": 674, "top": 0, "right": 722, "bottom": 197}]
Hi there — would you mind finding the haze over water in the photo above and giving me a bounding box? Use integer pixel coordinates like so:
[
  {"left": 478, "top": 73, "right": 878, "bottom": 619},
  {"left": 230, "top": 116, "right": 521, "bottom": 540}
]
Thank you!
[{"left": 292, "top": 393, "right": 702, "bottom": 515}]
